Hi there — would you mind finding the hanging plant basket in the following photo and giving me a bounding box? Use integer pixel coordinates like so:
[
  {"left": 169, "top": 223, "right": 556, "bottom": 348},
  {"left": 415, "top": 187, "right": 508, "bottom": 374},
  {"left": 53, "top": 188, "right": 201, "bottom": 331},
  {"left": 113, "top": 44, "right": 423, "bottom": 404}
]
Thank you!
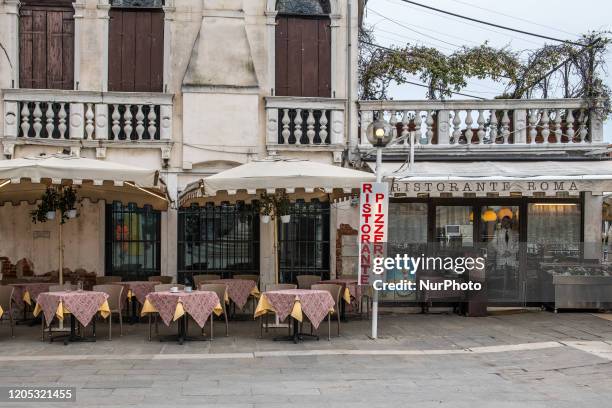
[
  {"left": 261, "top": 215, "right": 271, "bottom": 224},
  {"left": 67, "top": 209, "right": 78, "bottom": 219},
  {"left": 280, "top": 214, "right": 291, "bottom": 224},
  {"left": 45, "top": 211, "right": 56, "bottom": 220}
]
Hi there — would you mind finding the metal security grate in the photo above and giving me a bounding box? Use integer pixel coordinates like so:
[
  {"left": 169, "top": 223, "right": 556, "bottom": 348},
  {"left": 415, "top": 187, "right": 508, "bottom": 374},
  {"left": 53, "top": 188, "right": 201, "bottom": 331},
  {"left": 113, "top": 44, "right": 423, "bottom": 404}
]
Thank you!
[
  {"left": 177, "top": 203, "right": 260, "bottom": 285},
  {"left": 278, "top": 200, "right": 330, "bottom": 284},
  {"left": 105, "top": 202, "right": 161, "bottom": 280}
]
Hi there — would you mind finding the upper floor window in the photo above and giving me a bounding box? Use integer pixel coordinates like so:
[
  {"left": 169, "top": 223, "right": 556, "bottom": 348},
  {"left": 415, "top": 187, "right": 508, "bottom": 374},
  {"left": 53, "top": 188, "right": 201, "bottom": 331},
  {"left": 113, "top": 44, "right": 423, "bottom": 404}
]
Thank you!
[
  {"left": 108, "top": 1, "right": 164, "bottom": 92},
  {"left": 275, "top": 0, "right": 331, "bottom": 97},
  {"left": 276, "top": 0, "right": 331, "bottom": 15},
  {"left": 19, "top": 0, "right": 75, "bottom": 89}
]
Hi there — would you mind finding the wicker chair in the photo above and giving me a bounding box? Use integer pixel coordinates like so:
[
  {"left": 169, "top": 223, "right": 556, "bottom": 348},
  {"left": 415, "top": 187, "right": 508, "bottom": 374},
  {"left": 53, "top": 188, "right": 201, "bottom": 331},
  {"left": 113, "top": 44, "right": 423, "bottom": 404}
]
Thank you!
[
  {"left": 296, "top": 275, "right": 321, "bottom": 289},
  {"left": 93, "top": 284, "right": 124, "bottom": 340},
  {"left": 96, "top": 276, "right": 122, "bottom": 285},
  {"left": 199, "top": 283, "right": 228, "bottom": 338},
  {"left": 0, "top": 285, "right": 15, "bottom": 337},
  {"left": 311, "top": 283, "right": 342, "bottom": 340},
  {"left": 148, "top": 276, "right": 173, "bottom": 284}
]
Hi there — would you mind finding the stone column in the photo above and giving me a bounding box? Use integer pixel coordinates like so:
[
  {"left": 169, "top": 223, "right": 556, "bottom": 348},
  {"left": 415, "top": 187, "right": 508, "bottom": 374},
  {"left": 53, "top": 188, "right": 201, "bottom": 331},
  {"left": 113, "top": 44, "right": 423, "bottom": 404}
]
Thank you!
[
  {"left": 161, "top": 172, "right": 179, "bottom": 281},
  {"left": 259, "top": 219, "right": 276, "bottom": 290}
]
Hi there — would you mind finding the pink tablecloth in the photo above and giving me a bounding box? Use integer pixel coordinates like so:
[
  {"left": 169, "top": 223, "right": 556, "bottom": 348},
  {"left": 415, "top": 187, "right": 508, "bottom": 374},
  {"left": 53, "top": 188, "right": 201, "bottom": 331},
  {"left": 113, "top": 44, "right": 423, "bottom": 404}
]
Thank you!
[
  {"left": 144, "top": 291, "right": 220, "bottom": 328},
  {"left": 36, "top": 291, "right": 109, "bottom": 327},
  {"left": 211, "top": 279, "right": 257, "bottom": 310},
  {"left": 9, "top": 283, "right": 52, "bottom": 309},
  {"left": 120, "top": 281, "right": 157, "bottom": 304},
  {"left": 263, "top": 289, "right": 335, "bottom": 329}
]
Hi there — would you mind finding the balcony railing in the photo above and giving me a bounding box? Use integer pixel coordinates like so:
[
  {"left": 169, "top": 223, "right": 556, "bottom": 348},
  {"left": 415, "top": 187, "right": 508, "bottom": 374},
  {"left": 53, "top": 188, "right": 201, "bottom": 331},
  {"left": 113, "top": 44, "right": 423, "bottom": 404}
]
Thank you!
[
  {"left": 3, "top": 89, "right": 173, "bottom": 143},
  {"left": 265, "top": 96, "right": 346, "bottom": 161},
  {"left": 358, "top": 99, "right": 604, "bottom": 153}
]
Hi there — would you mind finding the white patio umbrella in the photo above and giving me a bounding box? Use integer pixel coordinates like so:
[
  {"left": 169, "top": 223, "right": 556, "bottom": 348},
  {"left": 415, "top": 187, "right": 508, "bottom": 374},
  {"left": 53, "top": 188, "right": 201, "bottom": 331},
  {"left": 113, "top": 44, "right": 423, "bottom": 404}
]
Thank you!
[
  {"left": 0, "top": 154, "right": 169, "bottom": 286},
  {"left": 179, "top": 157, "right": 375, "bottom": 283}
]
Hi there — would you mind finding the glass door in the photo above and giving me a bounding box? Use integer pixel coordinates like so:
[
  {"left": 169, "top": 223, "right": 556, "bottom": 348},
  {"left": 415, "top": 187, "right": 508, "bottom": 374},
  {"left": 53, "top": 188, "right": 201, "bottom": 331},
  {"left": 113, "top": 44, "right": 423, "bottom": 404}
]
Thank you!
[{"left": 478, "top": 205, "right": 522, "bottom": 302}]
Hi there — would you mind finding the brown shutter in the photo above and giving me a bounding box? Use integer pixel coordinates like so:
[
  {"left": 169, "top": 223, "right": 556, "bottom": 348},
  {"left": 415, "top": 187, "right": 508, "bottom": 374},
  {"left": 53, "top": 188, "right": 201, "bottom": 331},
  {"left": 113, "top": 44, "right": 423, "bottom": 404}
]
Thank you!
[
  {"left": 275, "top": 16, "right": 331, "bottom": 97},
  {"left": 108, "top": 9, "right": 164, "bottom": 93},
  {"left": 19, "top": 3, "right": 74, "bottom": 89}
]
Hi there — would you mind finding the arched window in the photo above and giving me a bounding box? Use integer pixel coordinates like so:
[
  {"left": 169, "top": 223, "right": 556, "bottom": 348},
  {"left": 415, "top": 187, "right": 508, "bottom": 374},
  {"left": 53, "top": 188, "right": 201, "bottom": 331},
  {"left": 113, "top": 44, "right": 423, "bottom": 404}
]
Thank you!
[
  {"left": 275, "top": 0, "right": 331, "bottom": 97},
  {"left": 276, "top": 0, "right": 331, "bottom": 15}
]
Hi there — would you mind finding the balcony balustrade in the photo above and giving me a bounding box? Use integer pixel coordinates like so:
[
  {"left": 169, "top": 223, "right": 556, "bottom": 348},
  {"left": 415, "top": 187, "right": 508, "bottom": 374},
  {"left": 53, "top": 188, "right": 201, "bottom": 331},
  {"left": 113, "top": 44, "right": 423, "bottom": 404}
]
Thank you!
[
  {"left": 358, "top": 99, "right": 605, "bottom": 156},
  {"left": 2, "top": 89, "right": 173, "bottom": 159},
  {"left": 265, "top": 96, "right": 346, "bottom": 162}
]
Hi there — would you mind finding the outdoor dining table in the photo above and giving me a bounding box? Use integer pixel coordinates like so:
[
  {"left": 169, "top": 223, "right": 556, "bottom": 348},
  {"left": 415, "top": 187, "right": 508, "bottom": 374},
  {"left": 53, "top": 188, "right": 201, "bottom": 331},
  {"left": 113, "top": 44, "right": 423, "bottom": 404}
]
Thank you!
[
  {"left": 140, "top": 290, "right": 223, "bottom": 344},
  {"left": 119, "top": 281, "right": 157, "bottom": 324},
  {"left": 211, "top": 279, "right": 260, "bottom": 310},
  {"left": 33, "top": 290, "right": 110, "bottom": 344},
  {"left": 9, "top": 282, "right": 53, "bottom": 323},
  {"left": 317, "top": 278, "right": 361, "bottom": 321},
  {"left": 254, "top": 289, "right": 335, "bottom": 343}
]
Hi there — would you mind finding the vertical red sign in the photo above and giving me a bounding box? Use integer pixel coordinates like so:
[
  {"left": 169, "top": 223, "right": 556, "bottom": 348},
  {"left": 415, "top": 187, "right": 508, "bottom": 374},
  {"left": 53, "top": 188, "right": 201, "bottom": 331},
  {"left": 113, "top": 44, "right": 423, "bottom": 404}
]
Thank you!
[{"left": 358, "top": 182, "right": 389, "bottom": 285}]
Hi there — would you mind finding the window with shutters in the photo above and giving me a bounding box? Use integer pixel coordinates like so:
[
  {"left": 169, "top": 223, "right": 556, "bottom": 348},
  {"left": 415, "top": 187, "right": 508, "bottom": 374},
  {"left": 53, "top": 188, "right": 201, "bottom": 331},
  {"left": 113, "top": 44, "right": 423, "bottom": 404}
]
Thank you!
[
  {"left": 108, "top": 3, "right": 164, "bottom": 92},
  {"left": 19, "top": 0, "right": 75, "bottom": 90},
  {"left": 275, "top": 0, "right": 331, "bottom": 97}
]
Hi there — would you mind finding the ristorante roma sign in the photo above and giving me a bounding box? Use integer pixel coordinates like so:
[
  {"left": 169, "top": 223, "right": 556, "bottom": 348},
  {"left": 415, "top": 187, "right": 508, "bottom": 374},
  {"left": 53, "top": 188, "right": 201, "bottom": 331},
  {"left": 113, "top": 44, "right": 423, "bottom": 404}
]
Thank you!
[{"left": 391, "top": 179, "right": 612, "bottom": 196}]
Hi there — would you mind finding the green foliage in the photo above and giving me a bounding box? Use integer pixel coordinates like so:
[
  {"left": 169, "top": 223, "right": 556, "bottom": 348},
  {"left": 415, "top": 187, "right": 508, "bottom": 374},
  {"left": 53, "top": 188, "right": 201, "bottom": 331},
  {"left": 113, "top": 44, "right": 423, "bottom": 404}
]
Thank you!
[
  {"left": 30, "top": 186, "right": 79, "bottom": 224},
  {"left": 274, "top": 191, "right": 291, "bottom": 217},
  {"left": 359, "top": 27, "right": 611, "bottom": 117},
  {"left": 257, "top": 193, "right": 275, "bottom": 216}
]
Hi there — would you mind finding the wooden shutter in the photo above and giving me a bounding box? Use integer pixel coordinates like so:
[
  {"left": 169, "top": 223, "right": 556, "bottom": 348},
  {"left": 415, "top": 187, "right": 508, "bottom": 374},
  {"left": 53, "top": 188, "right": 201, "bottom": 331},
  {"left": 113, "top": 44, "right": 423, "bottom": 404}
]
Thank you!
[
  {"left": 108, "top": 9, "right": 164, "bottom": 92},
  {"left": 19, "top": 3, "right": 74, "bottom": 90},
  {"left": 275, "top": 16, "right": 331, "bottom": 97}
]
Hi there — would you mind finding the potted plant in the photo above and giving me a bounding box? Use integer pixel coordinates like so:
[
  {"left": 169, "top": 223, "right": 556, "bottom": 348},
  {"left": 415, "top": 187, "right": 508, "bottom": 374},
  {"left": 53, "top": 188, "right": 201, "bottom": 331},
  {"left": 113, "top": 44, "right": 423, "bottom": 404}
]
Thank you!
[
  {"left": 31, "top": 187, "right": 59, "bottom": 223},
  {"left": 60, "top": 186, "right": 78, "bottom": 222},
  {"left": 258, "top": 193, "right": 274, "bottom": 224},
  {"left": 275, "top": 191, "right": 291, "bottom": 224}
]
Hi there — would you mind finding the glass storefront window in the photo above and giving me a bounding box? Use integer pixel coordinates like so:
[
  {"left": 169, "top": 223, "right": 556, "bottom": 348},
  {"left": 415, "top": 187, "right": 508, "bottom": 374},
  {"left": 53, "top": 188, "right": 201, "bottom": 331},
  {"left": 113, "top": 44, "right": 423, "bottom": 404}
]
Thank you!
[
  {"left": 384, "top": 203, "right": 428, "bottom": 302},
  {"left": 528, "top": 203, "right": 581, "bottom": 261},
  {"left": 436, "top": 206, "right": 473, "bottom": 247},
  {"left": 105, "top": 202, "right": 161, "bottom": 280}
]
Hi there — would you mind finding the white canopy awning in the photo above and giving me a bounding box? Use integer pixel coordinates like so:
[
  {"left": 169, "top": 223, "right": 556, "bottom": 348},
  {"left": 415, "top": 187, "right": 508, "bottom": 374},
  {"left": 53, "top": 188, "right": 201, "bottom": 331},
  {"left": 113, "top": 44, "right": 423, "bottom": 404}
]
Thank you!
[
  {"left": 369, "top": 160, "right": 612, "bottom": 197},
  {"left": 0, "top": 154, "right": 169, "bottom": 210},
  {"left": 180, "top": 157, "right": 375, "bottom": 206}
]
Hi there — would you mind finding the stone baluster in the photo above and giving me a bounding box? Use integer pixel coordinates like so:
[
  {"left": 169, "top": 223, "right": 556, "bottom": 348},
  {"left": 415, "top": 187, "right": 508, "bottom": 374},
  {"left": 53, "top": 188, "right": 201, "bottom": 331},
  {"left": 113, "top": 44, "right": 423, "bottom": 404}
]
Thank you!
[
  {"left": 464, "top": 109, "right": 473, "bottom": 143},
  {"left": 306, "top": 109, "right": 316, "bottom": 144},
  {"left": 489, "top": 109, "right": 498, "bottom": 143},
  {"left": 425, "top": 110, "right": 434, "bottom": 144},
  {"left": 400, "top": 111, "right": 409, "bottom": 145},
  {"left": 111, "top": 105, "right": 121, "bottom": 140},
  {"left": 147, "top": 105, "right": 157, "bottom": 139},
  {"left": 319, "top": 110, "right": 328, "bottom": 144},
  {"left": 281, "top": 109, "right": 290, "bottom": 144},
  {"left": 528, "top": 109, "right": 538, "bottom": 144},
  {"left": 413, "top": 110, "right": 422, "bottom": 144},
  {"left": 389, "top": 110, "right": 398, "bottom": 143},
  {"left": 565, "top": 109, "right": 575, "bottom": 143},
  {"left": 501, "top": 110, "right": 510, "bottom": 144},
  {"left": 58, "top": 103, "right": 67, "bottom": 139},
  {"left": 451, "top": 109, "right": 461, "bottom": 144},
  {"left": 123, "top": 104, "right": 133, "bottom": 140},
  {"left": 135, "top": 105, "right": 145, "bottom": 140},
  {"left": 85, "top": 103, "right": 95, "bottom": 139},
  {"left": 512, "top": 109, "right": 526, "bottom": 144},
  {"left": 94, "top": 104, "right": 108, "bottom": 140},
  {"left": 552, "top": 109, "right": 562, "bottom": 143},
  {"left": 294, "top": 109, "right": 303, "bottom": 144},
  {"left": 20, "top": 103, "right": 31, "bottom": 137},
  {"left": 476, "top": 109, "right": 485, "bottom": 144},
  {"left": 45, "top": 103, "right": 55, "bottom": 138},
  {"left": 540, "top": 109, "right": 550, "bottom": 143},
  {"left": 32, "top": 102, "right": 42, "bottom": 138},
  {"left": 578, "top": 109, "right": 588, "bottom": 143},
  {"left": 159, "top": 105, "right": 172, "bottom": 141}
]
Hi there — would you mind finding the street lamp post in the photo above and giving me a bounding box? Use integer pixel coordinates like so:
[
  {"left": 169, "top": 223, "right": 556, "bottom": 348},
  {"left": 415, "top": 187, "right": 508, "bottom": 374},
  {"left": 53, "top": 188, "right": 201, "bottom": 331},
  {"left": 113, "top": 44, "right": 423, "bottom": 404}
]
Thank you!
[{"left": 365, "top": 114, "right": 393, "bottom": 339}]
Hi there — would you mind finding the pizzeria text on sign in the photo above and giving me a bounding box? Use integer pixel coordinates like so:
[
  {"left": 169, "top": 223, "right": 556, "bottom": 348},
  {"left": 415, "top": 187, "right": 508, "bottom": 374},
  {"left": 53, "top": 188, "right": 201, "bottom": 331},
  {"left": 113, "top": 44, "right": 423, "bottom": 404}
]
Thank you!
[{"left": 358, "top": 182, "right": 389, "bottom": 285}]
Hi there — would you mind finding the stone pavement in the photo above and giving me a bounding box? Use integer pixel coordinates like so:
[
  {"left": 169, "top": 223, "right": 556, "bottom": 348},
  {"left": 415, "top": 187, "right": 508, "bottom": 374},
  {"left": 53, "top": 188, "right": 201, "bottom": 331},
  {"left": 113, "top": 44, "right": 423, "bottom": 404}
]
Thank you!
[{"left": 0, "top": 311, "right": 611, "bottom": 407}]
